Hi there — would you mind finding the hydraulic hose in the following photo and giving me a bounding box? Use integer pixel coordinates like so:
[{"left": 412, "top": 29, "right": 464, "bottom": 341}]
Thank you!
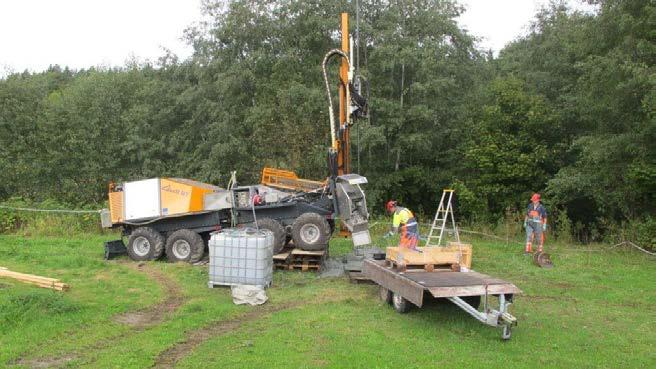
[{"left": 321, "top": 49, "right": 350, "bottom": 150}]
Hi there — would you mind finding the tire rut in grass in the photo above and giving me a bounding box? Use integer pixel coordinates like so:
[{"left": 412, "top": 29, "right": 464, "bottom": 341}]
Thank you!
[
  {"left": 113, "top": 262, "right": 185, "bottom": 329},
  {"left": 13, "top": 263, "right": 185, "bottom": 369},
  {"left": 151, "top": 294, "right": 350, "bottom": 369},
  {"left": 151, "top": 301, "right": 302, "bottom": 369}
]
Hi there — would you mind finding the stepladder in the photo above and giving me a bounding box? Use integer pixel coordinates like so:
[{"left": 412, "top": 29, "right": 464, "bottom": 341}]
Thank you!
[{"left": 426, "top": 189, "right": 460, "bottom": 247}]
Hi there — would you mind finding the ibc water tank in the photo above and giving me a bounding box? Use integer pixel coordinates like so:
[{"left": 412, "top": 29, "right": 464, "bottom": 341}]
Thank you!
[{"left": 208, "top": 228, "right": 274, "bottom": 287}]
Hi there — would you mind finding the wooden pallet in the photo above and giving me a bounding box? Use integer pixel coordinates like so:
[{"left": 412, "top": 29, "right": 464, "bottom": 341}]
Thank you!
[
  {"left": 284, "top": 263, "right": 321, "bottom": 272},
  {"left": 273, "top": 248, "right": 326, "bottom": 272},
  {"left": 273, "top": 248, "right": 293, "bottom": 269}
]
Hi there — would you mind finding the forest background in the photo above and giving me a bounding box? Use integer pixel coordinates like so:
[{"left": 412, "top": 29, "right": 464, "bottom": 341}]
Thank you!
[{"left": 1, "top": 0, "right": 654, "bottom": 247}]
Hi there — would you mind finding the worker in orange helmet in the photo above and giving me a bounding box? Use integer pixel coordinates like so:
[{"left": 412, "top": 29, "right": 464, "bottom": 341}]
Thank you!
[
  {"left": 383, "top": 200, "right": 420, "bottom": 251},
  {"left": 524, "top": 193, "right": 547, "bottom": 254}
]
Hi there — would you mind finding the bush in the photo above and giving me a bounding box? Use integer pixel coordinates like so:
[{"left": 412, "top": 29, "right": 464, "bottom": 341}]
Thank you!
[
  {"left": 605, "top": 217, "right": 656, "bottom": 251},
  {"left": 551, "top": 208, "right": 573, "bottom": 244}
]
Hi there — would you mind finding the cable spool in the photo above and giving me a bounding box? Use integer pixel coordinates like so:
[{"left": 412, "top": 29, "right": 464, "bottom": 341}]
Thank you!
[{"left": 533, "top": 251, "right": 554, "bottom": 268}]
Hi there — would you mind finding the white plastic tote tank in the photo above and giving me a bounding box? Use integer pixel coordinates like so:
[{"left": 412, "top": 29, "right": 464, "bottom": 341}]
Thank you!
[{"left": 209, "top": 228, "right": 274, "bottom": 287}]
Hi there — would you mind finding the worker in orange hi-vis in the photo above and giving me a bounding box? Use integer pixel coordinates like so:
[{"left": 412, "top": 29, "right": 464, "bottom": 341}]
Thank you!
[
  {"left": 524, "top": 193, "right": 548, "bottom": 254},
  {"left": 383, "top": 200, "right": 421, "bottom": 252}
]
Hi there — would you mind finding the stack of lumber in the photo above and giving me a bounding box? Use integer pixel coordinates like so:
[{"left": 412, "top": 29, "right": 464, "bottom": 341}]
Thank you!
[{"left": 0, "top": 267, "right": 70, "bottom": 291}]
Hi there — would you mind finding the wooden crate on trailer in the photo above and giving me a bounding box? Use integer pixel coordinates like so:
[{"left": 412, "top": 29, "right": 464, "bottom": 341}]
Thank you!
[
  {"left": 386, "top": 244, "right": 472, "bottom": 272},
  {"left": 446, "top": 242, "right": 473, "bottom": 268}
]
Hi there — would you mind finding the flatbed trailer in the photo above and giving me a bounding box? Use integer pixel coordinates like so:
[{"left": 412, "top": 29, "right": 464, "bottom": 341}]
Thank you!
[{"left": 362, "top": 259, "right": 521, "bottom": 340}]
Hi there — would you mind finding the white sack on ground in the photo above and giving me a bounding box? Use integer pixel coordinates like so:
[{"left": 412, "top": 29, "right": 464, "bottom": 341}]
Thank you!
[{"left": 230, "top": 284, "right": 268, "bottom": 306}]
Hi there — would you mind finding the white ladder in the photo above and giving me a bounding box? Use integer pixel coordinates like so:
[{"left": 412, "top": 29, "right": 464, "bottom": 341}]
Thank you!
[{"left": 426, "top": 189, "right": 460, "bottom": 247}]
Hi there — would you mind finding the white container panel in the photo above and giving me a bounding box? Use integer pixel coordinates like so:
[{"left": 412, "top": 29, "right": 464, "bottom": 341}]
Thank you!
[{"left": 124, "top": 178, "right": 160, "bottom": 221}]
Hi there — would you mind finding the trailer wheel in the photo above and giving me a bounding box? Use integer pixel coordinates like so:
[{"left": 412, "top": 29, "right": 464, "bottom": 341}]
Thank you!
[
  {"left": 256, "top": 218, "right": 286, "bottom": 254},
  {"left": 165, "top": 229, "right": 205, "bottom": 263},
  {"left": 392, "top": 292, "right": 411, "bottom": 313},
  {"left": 379, "top": 286, "right": 392, "bottom": 304},
  {"left": 127, "top": 227, "right": 165, "bottom": 261},
  {"left": 291, "top": 213, "right": 331, "bottom": 251},
  {"left": 502, "top": 325, "right": 512, "bottom": 340}
]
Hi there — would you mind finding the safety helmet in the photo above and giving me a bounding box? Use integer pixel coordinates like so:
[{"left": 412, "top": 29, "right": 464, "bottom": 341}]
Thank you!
[
  {"left": 385, "top": 200, "right": 397, "bottom": 213},
  {"left": 531, "top": 193, "right": 541, "bottom": 202}
]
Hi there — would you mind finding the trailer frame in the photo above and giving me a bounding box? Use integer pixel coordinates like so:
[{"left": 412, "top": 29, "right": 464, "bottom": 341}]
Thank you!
[{"left": 362, "top": 259, "right": 521, "bottom": 340}]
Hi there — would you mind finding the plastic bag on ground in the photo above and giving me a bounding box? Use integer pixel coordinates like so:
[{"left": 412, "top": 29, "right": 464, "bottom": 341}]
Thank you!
[{"left": 230, "top": 284, "right": 268, "bottom": 306}]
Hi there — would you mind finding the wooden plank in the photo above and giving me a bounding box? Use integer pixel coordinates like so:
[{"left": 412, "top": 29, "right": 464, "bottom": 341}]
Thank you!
[
  {"left": 272, "top": 252, "right": 291, "bottom": 260},
  {"left": 290, "top": 249, "right": 326, "bottom": 256},
  {"left": 0, "top": 271, "right": 60, "bottom": 284},
  {"left": 0, "top": 274, "right": 63, "bottom": 287},
  {"left": 0, "top": 269, "right": 60, "bottom": 282},
  {"left": 5, "top": 278, "right": 69, "bottom": 291},
  {"left": 0, "top": 268, "right": 70, "bottom": 291}
]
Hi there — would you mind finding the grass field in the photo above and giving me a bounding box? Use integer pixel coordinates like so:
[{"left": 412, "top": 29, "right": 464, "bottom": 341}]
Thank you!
[{"left": 0, "top": 233, "right": 654, "bottom": 369}]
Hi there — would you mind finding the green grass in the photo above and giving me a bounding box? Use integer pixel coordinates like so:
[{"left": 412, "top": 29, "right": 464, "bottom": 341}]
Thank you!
[{"left": 0, "top": 234, "right": 654, "bottom": 368}]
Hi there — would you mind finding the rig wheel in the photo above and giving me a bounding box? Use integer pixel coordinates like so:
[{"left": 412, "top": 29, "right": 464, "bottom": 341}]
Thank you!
[
  {"left": 127, "top": 227, "right": 165, "bottom": 261},
  {"left": 256, "top": 218, "right": 286, "bottom": 254},
  {"left": 165, "top": 229, "right": 205, "bottom": 263},
  {"left": 291, "top": 213, "right": 331, "bottom": 251}
]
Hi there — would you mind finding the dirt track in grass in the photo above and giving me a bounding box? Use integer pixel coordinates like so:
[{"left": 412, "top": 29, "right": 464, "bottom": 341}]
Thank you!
[
  {"left": 152, "top": 289, "right": 352, "bottom": 369},
  {"left": 15, "top": 262, "right": 186, "bottom": 369},
  {"left": 113, "top": 262, "right": 185, "bottom": 329},
  {"left": 151, "top": 301, "right": 302, "bottom": 369}
]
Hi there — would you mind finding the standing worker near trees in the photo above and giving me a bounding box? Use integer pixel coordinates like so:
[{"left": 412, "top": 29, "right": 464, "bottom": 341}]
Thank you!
[
  {"left": 383, "top": 200, "right": 421, "bottom": 251},
  {"left": 524, "top": 193, "right": 547, "bottom": 254}
]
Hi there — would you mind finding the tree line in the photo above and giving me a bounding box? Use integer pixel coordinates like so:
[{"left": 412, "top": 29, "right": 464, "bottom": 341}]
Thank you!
[{"left": 0, "top": 0, "right": 654, "bottom": 244}]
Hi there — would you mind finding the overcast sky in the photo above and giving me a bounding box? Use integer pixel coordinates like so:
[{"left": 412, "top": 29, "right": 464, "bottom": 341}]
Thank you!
[{"left": 0, "top": 0, "right": 596, "bottom": 77}]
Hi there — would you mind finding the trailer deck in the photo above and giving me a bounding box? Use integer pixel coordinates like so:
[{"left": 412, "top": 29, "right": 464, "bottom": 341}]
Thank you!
[{"left": 363, "top": 259, "right": 522, "bottom": 340}]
